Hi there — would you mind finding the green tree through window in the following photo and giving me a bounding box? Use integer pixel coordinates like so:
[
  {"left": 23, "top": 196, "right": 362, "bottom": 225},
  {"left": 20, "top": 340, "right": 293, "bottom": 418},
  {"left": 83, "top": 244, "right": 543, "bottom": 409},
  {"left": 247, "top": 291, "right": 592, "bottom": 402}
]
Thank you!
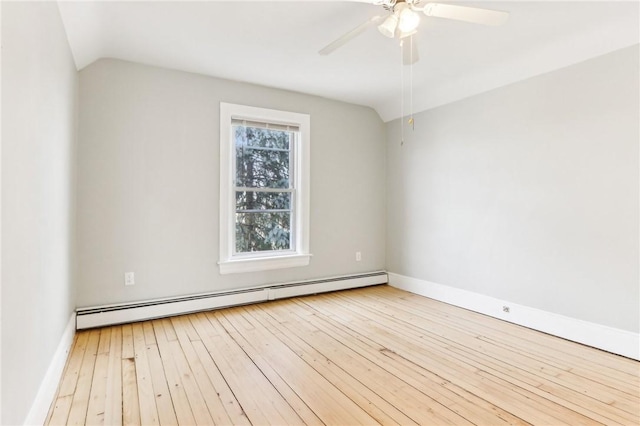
[{"left": 234, "top": 125, "right": 294, "bottom": 253}]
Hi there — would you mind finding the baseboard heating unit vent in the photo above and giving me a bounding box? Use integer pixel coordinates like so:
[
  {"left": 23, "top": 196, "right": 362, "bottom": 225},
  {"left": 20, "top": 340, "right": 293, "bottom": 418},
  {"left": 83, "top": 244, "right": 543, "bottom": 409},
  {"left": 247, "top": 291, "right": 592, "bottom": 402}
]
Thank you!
[{"left": 76, "top": 271, "right": 387, "bottom": 329}]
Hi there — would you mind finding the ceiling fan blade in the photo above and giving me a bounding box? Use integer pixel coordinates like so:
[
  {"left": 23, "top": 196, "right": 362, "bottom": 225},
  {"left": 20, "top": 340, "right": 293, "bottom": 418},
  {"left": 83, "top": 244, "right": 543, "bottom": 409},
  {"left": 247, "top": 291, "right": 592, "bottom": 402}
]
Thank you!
[
  {"left": 319, "top": 15, "right": 383, "bottom": 55},
  {"left": 423, "top": 3, "right": 509, "bottom": 26},
  {"left": 402, "top": 36, "right": 419, "bottom": 66}
]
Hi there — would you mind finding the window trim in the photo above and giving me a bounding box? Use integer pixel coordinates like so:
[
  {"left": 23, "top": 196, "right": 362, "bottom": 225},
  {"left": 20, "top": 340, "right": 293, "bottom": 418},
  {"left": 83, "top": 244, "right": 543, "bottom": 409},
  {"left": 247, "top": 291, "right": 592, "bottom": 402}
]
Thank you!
[{"left": 219, "top": 102, "right": 311, "bottom": 274}]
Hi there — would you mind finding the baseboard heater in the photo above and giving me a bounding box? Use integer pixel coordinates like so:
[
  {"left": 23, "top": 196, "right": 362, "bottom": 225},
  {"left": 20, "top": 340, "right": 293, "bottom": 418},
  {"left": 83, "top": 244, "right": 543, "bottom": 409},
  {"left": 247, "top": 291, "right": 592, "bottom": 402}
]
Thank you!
[{"left": 76, "top": 271, "right": 388, "bottom": 330}]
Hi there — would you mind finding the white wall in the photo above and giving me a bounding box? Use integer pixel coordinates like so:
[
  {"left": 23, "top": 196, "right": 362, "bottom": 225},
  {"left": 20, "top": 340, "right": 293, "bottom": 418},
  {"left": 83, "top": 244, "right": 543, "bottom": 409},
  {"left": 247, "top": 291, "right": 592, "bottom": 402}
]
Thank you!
[
  {"left": 387, "top": 45, "right": 639, "bottom": 333},
  {"left": 1, "top": 2, "right": 78, "bottom": 424},
  {"left": 77, "top": 59, "right": 386, "bottom": 307}
]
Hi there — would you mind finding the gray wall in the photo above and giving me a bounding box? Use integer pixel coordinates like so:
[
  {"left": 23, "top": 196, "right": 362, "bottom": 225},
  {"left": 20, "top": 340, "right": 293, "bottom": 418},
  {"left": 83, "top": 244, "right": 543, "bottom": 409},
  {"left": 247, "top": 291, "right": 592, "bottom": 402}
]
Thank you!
[
  {"left": 1, "top": 2, "right": 78, "bottom": 424},
  {"left": 387, "top": 45, "right": 639, "bottom": 332},
  {"left": 77, "top": 59, "right": 386, "bottom": 307}
]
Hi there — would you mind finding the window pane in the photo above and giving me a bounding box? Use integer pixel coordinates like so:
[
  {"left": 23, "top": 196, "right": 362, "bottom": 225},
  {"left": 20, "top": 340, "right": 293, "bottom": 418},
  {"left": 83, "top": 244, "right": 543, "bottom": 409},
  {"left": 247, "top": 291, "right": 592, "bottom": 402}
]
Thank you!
[
  {"left": 235, "top": 147, "right": 290, "bottom": 188},
  {"left": 236, "top": 191, "right": 291, "bottom": 211},
  {"left": 235, "top": 126, "right": 290, "bottom": 188},
  {"left": 236, "top": 212, "right": 291, "bottom": 253},
  {"left": 235, "top": 125, "right": 290, "bottom": 149}
]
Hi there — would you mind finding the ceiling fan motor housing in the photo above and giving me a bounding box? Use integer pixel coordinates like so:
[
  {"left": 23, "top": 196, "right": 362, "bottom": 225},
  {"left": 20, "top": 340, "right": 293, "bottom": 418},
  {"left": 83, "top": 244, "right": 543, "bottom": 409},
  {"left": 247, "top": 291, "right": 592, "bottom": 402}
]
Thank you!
[{"left": 379, "top": 0, "right": 421, "bottom": 38}]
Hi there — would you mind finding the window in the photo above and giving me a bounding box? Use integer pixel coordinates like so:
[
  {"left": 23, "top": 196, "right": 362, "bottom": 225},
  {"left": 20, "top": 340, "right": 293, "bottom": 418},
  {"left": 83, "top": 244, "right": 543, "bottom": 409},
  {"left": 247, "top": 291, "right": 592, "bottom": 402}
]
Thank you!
[{"left": 219, "top": 103, "right": 310, "bottom": 274}]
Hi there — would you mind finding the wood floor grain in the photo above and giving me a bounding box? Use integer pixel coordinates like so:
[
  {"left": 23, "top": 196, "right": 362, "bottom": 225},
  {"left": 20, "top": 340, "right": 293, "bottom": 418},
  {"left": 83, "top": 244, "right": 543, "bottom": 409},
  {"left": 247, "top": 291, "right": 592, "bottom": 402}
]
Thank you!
[{"left": 46, "top": 285, "right": 640, "bottom": 425}]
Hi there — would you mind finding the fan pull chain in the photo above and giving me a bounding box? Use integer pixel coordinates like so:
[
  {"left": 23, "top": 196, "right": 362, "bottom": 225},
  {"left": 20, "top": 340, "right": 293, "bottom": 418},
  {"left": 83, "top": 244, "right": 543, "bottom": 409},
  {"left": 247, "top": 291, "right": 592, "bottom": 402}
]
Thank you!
[
  {"left": 409, "top": 35, "right": 415, "bottom": 131},
  {"left": 400, "top": 38, "right": 404, "bottom": 146}
]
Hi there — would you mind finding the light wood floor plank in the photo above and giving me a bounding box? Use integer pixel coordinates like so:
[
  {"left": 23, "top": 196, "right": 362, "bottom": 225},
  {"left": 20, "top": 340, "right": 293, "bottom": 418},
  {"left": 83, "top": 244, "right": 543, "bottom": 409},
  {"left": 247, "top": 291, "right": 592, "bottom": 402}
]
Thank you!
[
  {"left": 167, "top": 317, "right": 217, "bottom": 425},
  {"left": 85, "top": 328, "right": 111, "bottom": 425},
  {"left": 282, "top": 299, "right": 528, "bottom": 425},
  {"left": 122, "top": 319, "right": 141, "bottom": 426},
  {"left": 47, "top": 395, "right": 74, "bottom": 426},
  {"left": 103, "top": 327, "right": 122, "bottom": 426},
  {"left": 142, "top": 322, "right": 156, "bottom": 346},
  {"left": 218, "top": 308, "right": 328, "bottom": 425},
  {"left": 258, "top": 301, "right": 473, "bottom": 425},
  {"left": 188, "top": 314, "right": 250, "bottom": 425},
  {"left": 336, "top": 290, "right": 639, "bottom": 423},
  {"left": 67, "top": 330, "right": 100, "bottom": 425},
  {"left": 168, "top": 339, "right": 215, "bottom": 425},
  {"left": 369, "top": 288, "right": 640, "bottom": 419},
  {"left": 46, "top": 332, "right": 88, "bottom": 425},
  {"left": 305, "top": 293, "right": 596, "bottom": 424},
  {"left": 152, "top": 319, "right": 197, "bottom": 426},
  {"left": 261, "top": 300, "right": 524, "bottom": 426},
  {"left": 202, "top": 310, "right": 304, "bottom": 424},
  {"left": 331, "top": 292, "right": 614, "bottom": 423},
  {"left": 47, "top": 285, "right": 640, "bottom": 426},
  {"left": 121, "top": 324, "right": 134, "bottom": 360},
  {"left": 58, "top": 332, "right": 89, "bottom": 397},
  {"left": 375, "top": 286, "right": 640, "bottom": 377},
  {"left": 369, "top": 286, "right": 640, "bottom": 390},
  {"left": 188, "top": 313, "right": 275, "bottom": 425},
  {"left": 173, "top": 316, "right": 246, "bottom": 425},
  {"left": 121, "top": 358, "right": 140, "bottom": 425},
  {"left": 244, "top": 303, "right": 427, "bottom": 425},
  {"left": 145, "top": 342, "right": 179, "bottom": 426},
  {"left": 132, "top": 323, "right": 160, "bottom": 425},
  {"left": 161, "top": 318, "right": 178, "bottom": 341}
]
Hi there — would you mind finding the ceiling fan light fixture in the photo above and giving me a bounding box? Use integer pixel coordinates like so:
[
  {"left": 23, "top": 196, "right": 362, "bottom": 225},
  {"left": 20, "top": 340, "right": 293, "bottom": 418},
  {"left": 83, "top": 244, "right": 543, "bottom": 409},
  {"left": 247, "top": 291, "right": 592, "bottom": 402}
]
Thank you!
[
  {"left": 377, "top": 13, "right": 399, "bottom": 38},
  {"left": 397, "top": 8, "right": 420, "bottom": 33}
]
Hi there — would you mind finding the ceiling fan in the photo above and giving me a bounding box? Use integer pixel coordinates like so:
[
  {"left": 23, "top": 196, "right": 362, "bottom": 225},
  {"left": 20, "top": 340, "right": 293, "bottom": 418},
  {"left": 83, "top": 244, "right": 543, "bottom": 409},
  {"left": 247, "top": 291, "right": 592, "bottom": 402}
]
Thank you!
[{"left": 319, "top": 0, "right": 509, "bottom": 65}]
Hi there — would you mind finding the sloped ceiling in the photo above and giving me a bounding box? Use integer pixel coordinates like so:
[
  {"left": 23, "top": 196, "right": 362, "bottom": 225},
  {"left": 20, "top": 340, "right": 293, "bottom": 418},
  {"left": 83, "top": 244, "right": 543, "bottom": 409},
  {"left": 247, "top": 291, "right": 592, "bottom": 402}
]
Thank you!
[{"left": 57, "top": 0, "right": 639, "bottom": 122}]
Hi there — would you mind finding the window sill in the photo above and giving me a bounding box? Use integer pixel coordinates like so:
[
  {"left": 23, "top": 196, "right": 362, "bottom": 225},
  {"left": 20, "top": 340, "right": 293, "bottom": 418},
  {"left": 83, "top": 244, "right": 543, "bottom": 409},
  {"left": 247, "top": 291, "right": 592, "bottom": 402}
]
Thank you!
[{"left": 218, "top": 253, "right": 311, "bottom": 275}]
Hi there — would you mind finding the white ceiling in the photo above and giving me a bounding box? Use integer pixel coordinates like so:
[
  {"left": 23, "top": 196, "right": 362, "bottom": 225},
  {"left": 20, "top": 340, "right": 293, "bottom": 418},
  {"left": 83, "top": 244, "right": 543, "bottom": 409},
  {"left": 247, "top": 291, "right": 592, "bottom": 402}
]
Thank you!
[{"left": 57, "top": 1, "right": 639, "bottom": 122}]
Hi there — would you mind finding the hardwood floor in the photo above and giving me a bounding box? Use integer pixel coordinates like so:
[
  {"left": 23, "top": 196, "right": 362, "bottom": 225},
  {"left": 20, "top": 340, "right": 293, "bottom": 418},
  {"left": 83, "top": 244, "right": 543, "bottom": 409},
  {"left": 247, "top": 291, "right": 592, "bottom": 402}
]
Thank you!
[{"left": 46, "top": 285, "right": 640, "bottom": 425}]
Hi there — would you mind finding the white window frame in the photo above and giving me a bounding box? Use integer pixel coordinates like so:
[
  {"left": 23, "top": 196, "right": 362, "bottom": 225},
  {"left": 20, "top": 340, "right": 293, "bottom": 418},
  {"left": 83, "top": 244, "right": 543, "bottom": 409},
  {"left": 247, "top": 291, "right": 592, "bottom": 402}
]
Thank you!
[{"left": 219, "top": 102, "right": 311, "bottom": 274}]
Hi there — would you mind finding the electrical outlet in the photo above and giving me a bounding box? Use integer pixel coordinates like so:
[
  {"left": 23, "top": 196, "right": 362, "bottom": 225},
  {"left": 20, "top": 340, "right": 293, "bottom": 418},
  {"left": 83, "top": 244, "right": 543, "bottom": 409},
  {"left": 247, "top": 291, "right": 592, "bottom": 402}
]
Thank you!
[
  {"left": 355, "top": 251, "right": 362, "bottom": 262},
  {"left": 502, "top": 306, "right": 510, "bottom": 313},
  {"left": 124, "top": 272, "right": 135, "bottom": 286}
]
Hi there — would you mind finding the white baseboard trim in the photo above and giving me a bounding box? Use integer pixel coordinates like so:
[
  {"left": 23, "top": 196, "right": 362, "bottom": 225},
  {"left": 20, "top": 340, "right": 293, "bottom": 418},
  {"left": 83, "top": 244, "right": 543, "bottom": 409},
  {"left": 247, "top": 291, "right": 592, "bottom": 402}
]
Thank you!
[
  {"left": 24, "top": 313, "right": 76, "bottom": 425},
  {"left": 388, "top": 273, "right": 640, "bottom": 360},
  {"left": 77, "top": 271, "right": 388, "bottom": 329}
]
